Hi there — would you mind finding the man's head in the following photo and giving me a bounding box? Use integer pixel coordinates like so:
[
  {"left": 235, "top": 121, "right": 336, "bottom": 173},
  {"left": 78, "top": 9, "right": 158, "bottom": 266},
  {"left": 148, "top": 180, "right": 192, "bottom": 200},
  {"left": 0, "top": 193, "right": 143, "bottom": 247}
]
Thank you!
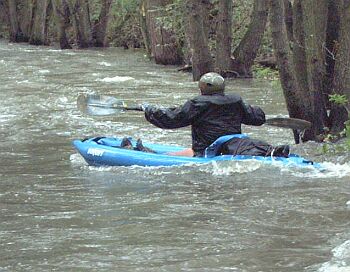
[{"left": 198, "top": 72, "right": 225, "bottom": 95}]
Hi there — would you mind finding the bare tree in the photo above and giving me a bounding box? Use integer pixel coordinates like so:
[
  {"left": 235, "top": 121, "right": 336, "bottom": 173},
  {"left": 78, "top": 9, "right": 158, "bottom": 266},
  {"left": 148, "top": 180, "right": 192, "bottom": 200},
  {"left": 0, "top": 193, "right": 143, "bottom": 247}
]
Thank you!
[
  {"left": 185, "top": 0, "right": 214, "bottom": 80},
  {"left": 29, "top": 0, "right": 51, "bottom": 45},
  {"left": 52, "top": 0, "right": 72, "bottom": 49},
  {"left": 300, "top": 0, "right": 329, "bottom": 136},
  {"left": 269, "top": 0, "right": 313, "bottom": 142},
  {"left": 232, "top": 0, "right": 269, "bottom": 77},
  {"left": 215, "top": 0, "right": 232, "bottom": 76},
  {"left": 291, "top": 0, "right": 308, "bottom": 93},
  {"left": 143, "top": 0, "right": 182, "bottom": 65},
  {"left": 92, "top": 0, "right": 113, "bottom": 47},
  {"left": 139, "top": 0, "right": 151, "bottom": 55},
  {"left": 330, "top": 0, "right": 350, "bottom": 133},
  {"left": 7, "top": 0, "right": 26, "bottom": 42},
  {"left": 70, "top": 0, "right": 93, "bottom": 48}
]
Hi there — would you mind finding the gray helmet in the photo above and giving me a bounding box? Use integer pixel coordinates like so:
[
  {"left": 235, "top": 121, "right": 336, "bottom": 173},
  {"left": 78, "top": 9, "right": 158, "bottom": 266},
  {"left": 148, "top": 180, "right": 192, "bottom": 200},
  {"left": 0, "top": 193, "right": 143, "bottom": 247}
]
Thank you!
[{"left": 199, "top": 72, "right": 225, "bottom": 94}]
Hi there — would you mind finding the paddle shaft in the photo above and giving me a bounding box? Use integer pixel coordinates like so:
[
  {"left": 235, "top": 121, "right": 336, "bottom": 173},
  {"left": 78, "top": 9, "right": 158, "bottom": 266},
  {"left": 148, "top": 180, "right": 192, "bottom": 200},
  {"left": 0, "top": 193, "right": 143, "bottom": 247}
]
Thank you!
[
  {"left": 78, "top": 94, "right": 312, "bottom": 130},
  {"left": 89, "top": 103, "right": 310, "bottom": 130},
  {"left": 87, "top": 102, "right": 143, "bottom": 111}
]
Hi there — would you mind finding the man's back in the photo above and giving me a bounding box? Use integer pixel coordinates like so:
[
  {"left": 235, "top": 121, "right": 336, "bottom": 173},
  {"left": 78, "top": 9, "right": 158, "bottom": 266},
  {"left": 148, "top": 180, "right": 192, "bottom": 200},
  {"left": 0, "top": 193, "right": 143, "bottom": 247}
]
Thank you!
[{"left": 145, "top": 93, "right": 265, "bottom": 156}]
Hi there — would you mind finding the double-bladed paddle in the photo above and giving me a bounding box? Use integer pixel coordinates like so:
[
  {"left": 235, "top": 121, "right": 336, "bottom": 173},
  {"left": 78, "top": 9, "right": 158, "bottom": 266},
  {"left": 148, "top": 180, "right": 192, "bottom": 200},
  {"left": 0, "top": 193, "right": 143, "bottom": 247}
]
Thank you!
[
  {"left": 77, "top": 94, "right": 311, "bottom": 131},
  {"left": 77, "top": 94, "right": 143, "bottom": 116}
]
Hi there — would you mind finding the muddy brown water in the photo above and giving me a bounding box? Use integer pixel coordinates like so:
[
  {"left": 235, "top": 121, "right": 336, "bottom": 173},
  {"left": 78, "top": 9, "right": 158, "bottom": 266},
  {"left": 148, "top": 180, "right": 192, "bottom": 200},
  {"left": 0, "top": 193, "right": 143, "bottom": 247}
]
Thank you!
[{"left": 0, "top": 40, "right": 349, "bottom": 271}]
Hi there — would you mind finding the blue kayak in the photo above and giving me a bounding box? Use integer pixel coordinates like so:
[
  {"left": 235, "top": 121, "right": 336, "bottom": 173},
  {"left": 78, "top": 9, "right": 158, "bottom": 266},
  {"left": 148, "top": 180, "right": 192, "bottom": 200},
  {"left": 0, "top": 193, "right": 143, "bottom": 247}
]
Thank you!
[{"left": 72, "top": 136, "right": 321, "bottom": 168}]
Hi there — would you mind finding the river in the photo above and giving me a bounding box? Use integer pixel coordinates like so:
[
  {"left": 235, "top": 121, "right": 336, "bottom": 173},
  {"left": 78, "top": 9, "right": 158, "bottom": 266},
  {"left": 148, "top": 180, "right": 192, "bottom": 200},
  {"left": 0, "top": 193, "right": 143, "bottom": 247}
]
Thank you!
[{"left": 0, "top": 40, "right": 349, "bottom": 272}]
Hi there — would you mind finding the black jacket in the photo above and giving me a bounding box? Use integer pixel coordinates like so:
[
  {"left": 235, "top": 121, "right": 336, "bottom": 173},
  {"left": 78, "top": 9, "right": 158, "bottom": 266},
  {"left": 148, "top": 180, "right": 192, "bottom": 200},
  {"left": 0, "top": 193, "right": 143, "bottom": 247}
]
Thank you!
[{"left": 144, "top": 93, "right": 266, "bottom": 156}]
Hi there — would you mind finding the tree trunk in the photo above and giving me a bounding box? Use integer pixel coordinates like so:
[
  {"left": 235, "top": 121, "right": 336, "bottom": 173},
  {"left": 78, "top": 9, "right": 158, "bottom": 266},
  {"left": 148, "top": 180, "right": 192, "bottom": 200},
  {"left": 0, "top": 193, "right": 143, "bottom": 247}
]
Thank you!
[
  {"left": 284, "top": 0, "right": 293, "bottom": 42},
  {"left": 215, "top": 0, "right": 232, "bottom": 76},
  {"left": 145, "top": 0, "right": 182, "bottom": 65},
  {"left": 323, "top": 0, "right": 340, "bottom": 110},
  {"left": 139, "top": 0, "right": 151, "bottom": 55},
  {"left": 301, "top": 0, "right": 329, "bottom": 136},
  {"left": 292, "top": 0, "right": 309, "bottom": 93},
  {"left": 330, "top": 0, "right": 350, "bottom": 133},
  {"left": 15, "top": 0, "right": 33, "bottom": 42},
  {"left": 0, "top": 1, "right": 7, "bottom": 21},
  {"left": 186, "top": 0, "right": 214, "bottom": 81},
  {"left": 29, "top": 0, "right": 50, "bottom": 45},
  {"left": 323, "top": 0, "right": 340, "bottom": 134},
  {"left": 71, "top": 0, "right": 93, "bottom": 48},
  {"left": 231, "top": 0, "right": 269, "bottom": 78},
  {"left": 92, "top": 0, "right": 112, "bottom": 47},
  {"left": 269, "top": 0, "right": 314, "bottom": 143},
  {"left": 7, "top": 0, "right": 25, "bottom": 42},
  {"left": 52, "top": 0, "right": 72, "bottom": 49}
]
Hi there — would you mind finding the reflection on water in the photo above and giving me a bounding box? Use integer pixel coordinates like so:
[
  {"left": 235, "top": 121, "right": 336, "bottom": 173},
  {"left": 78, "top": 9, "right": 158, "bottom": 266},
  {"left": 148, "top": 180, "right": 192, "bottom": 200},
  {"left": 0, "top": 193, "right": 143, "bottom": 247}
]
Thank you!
[{"left": 0, "top": 40, "right": 349, "bottom": 271}]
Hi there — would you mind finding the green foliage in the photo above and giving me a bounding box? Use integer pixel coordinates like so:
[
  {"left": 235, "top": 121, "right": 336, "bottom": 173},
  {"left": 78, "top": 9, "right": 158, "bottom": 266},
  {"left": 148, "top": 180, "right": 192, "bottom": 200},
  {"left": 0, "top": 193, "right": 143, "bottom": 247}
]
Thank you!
[
  {"left": 231, "top": 0, "right": 254, "bottom": 50},
  {"left": 344, "top": 118, "right": 350, "bottom": 147},
  {"left": 252, "top": 65, "right": 279, "bottom": 80},
  {"left": 329, "top": 95, "right": 350, "bottom": 138},
  {"left": 321, "top": 94, "right": 350, "bottom": 153},
  {"left": 155, "top": 1, "right": 187, "bottom": 53},
  {"left": 89, "top": 1, "right": 102, "bottom": 22},
  {"left": 329, "top": 94, "right": 349, "bottom": 109},
  {"left": 0, "top": 0, "right": 274, "bottom": 65},
  {"left": 321, "top": 141, "right": 350, "bottom": 155},
  {"left": 138, "top": 0, "right": 271, "bottom": 63},
  {"left": 107, "top": 0, "right": 143, "bottom": 48},
  {"left": 0, "top": 24, "right": 8, "bottom": 39}
]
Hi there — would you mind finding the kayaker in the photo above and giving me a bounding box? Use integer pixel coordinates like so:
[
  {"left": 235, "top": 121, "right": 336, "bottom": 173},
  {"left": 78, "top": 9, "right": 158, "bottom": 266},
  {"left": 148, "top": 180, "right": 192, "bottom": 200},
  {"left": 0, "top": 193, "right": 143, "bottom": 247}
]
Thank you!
[{"left": 137, "top": 72, "right": 290, "bottom": 158}]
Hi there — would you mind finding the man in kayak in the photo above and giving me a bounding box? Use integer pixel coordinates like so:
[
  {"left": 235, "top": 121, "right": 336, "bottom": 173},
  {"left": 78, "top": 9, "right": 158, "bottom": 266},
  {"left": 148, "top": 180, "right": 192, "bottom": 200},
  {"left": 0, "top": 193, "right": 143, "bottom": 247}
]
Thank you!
[{"left": 133, "top": 72, "right": 289, "bottom": 158}]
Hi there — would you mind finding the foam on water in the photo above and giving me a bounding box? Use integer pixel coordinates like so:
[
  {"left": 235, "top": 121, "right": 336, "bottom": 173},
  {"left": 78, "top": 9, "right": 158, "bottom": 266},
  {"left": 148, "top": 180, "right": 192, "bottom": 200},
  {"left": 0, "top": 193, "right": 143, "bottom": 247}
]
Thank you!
[
  {"left": 318, "top": 240, "right": 350, "bottom": 272},
  {"left": 38, "top": 69, "right": 50, "bottom": 74},
  {"left": 96, "top": 76, "right": 134, "bottom": 83},
  {"left": 286, "top": 161, "right": 350, "bottom": 179},
  {"left": 69, "top": 153, "right": 86, "bottom": 165},
  {"left": 209, "top": 160, "right": 262, "bottom": 175},
  {"left": 97, "top": 61, "right": 112, "bottom": 66},
  {"left": 0, "top": 114, "right": 16, "bottom": 123},
  {"left": 69, "top": 150, "right": 350, "bottom": 179}
]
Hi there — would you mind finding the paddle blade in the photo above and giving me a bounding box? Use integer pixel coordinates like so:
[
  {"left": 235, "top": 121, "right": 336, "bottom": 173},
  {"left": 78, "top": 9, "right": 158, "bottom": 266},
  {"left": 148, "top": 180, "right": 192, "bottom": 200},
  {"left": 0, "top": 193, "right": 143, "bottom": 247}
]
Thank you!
[
  {"left": 265, "top": 117, "right": 311, "bottom": 130},
  {"left": 77, "top": 94, "right": 127, "bottom": 116}
]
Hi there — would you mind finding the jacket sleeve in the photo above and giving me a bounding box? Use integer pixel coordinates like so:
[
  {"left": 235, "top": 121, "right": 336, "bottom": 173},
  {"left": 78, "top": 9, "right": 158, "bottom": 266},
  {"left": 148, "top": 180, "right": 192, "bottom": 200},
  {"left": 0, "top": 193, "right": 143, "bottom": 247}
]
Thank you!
[
  {"left": 144, "top": 100, "right": 200, "bottom": 129},
  {"left": 241, "top": 102, "right": 266, "bottom": 126}
]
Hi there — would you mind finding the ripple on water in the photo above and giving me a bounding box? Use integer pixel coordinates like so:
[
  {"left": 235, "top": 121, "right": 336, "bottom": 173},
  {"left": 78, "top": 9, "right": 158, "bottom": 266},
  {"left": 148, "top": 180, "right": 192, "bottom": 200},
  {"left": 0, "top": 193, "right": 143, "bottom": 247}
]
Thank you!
[{"left": 1, "top": 41, "right": 350, "bottom": 272}]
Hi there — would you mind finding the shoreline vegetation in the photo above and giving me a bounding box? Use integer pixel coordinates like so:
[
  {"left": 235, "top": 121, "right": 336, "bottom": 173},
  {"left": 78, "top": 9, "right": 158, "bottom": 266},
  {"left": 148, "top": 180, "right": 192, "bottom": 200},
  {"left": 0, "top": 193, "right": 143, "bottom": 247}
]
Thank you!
[{"left": 0, "top": 0, "right": 349, "bottom": 148}]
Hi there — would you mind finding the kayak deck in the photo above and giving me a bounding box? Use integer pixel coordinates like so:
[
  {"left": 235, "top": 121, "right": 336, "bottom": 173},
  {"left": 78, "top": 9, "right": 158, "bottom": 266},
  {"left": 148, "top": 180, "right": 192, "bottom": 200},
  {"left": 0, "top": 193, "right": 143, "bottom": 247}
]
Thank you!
[{"left": 72, "top": 137, "right": 321, "bottom": 168}]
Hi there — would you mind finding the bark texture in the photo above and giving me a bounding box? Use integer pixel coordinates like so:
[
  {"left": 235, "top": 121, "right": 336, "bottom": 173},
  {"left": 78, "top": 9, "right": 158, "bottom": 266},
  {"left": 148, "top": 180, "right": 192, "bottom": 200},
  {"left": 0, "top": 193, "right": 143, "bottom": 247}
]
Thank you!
[
  {"left": 29, "top": 0, "right": 50, "bottom": 45},
  {"left": 330, "top": 0, "right": 350, "bottom": 133},
  {"left": 8, "top": 0, "right": 22, "bottom": 41},
  {"left": 71, "top": 0, "right": 93, "bottom": 48},
  {"left": 232, "top": 0, "right": 269, "bottom": 77},
  {"left": 52, "top": 0, "right": 72, "bottom": 49},
  {"left": 301, "top": 0, "right": 329, "bottom": 135},
  {"left": 92, "top": 0, "right": 112, "bottom": 47},
  {"left": 292, "top": 0, "right": 308, "bottom": 93},
  {"left": 145, "top": 0, "right": 182, "bottom": 65},
  {"left": 269, "top": 0, "right": 313, "bottom": 142},
  {"left": 186, "top": 0, "right": 214, "bottom": 80},
  {"left": 215, "top": 0, "right": 232, "bottom": 76},
  {"left": 284, "top": 0, "right": 293, "bottom": 42},
  {"left": 139, "top": 0, "right": 151, "bottom": 55}
]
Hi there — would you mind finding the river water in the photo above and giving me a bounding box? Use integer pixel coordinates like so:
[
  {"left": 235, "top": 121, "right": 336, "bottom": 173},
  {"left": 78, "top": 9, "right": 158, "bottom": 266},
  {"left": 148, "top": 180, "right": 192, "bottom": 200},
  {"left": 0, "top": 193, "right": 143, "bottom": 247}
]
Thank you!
[{"left": 0, "top": 40, "right": 349, "bottom": 272}]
